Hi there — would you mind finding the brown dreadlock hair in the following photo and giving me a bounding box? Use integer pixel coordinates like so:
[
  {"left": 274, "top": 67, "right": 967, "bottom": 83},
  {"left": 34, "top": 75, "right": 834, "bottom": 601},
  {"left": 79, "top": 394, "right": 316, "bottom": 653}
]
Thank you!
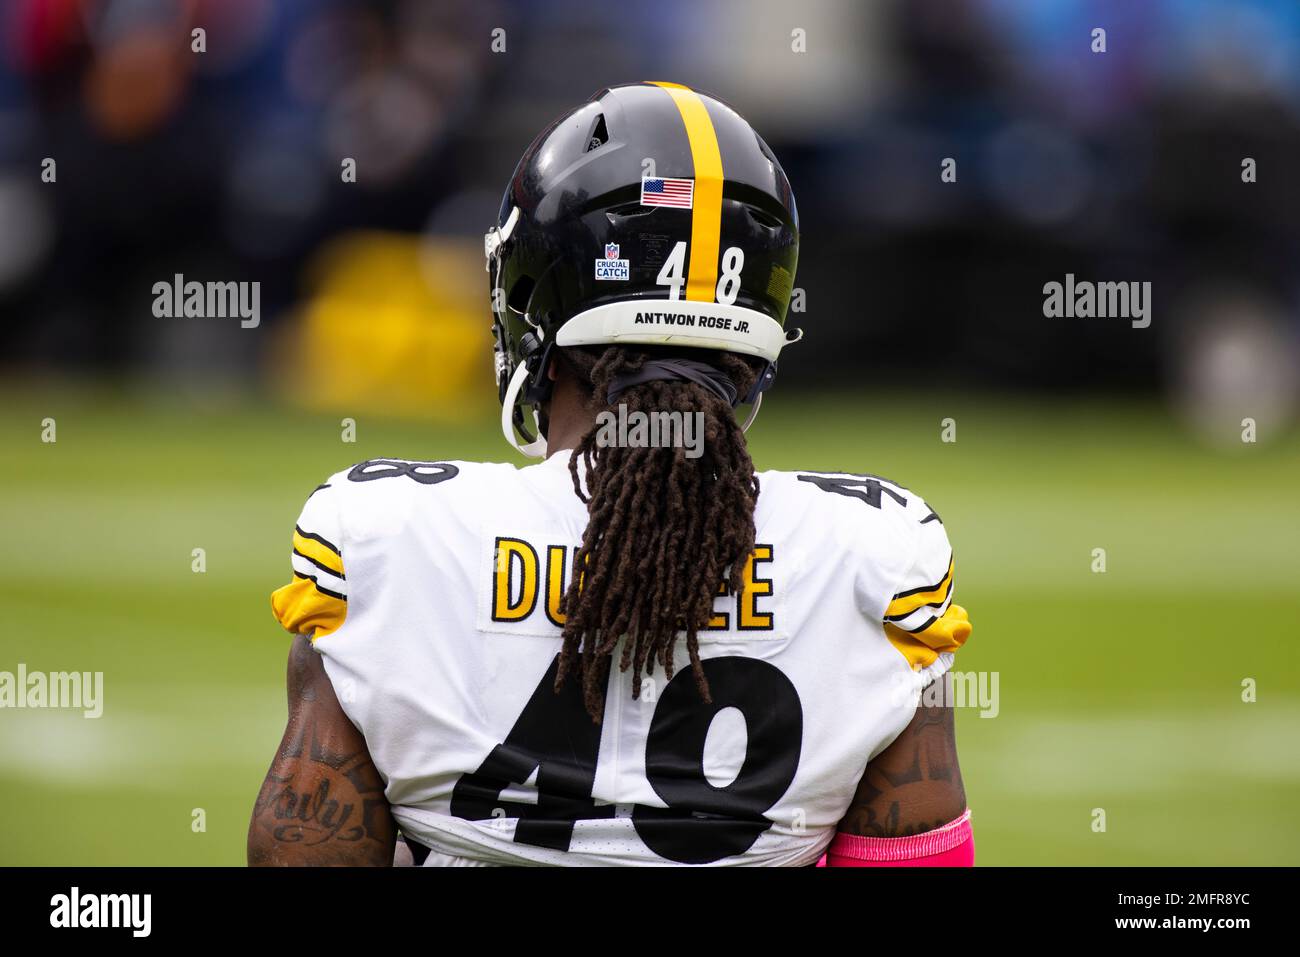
[{"left": 552, "top": 344, "right": 763, "bottom": 722}]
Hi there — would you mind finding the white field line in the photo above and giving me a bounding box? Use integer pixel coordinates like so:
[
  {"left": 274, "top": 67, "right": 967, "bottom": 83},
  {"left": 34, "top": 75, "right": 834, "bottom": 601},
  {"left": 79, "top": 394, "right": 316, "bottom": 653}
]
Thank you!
[
  {"left": 0, "top": 686, "right": 282, "bottom": 789},
  {"left": 961, "top": 702, "right": 1300, "bottom": 796}
]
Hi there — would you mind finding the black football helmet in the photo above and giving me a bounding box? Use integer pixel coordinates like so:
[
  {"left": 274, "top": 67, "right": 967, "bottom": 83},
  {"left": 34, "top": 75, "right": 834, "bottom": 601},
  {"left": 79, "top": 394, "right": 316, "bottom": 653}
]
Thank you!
[{"left": 485, "top": 81, "right": 801, "bottom": 455}]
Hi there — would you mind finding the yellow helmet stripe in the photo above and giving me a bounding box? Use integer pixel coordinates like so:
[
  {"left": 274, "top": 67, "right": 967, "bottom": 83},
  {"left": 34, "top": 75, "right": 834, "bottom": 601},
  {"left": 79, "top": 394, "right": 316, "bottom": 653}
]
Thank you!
[{"left": 650, "top": 81, "right": 724, "bottom": 302}]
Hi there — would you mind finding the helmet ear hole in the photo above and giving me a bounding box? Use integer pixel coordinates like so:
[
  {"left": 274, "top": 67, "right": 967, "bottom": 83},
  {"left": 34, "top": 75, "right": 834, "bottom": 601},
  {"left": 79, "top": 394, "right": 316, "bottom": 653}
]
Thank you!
[
  {"left": 745, "top": 206, "right": 783, "bottom": 231},
  {"left": 605, "top": 203, "right": 655, "bottom": 225},
  {"left": 584, "top": 113, "right": 609, "bottom": 152}
]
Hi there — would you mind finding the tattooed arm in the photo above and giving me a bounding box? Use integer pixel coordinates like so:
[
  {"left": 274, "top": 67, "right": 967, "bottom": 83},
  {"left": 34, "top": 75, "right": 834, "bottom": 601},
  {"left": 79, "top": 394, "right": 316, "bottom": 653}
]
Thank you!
[
  {"left": 837, "top": 673, "right": 967, "bottom": 838},
  {"left": 247, "top": 635, "right": 396, "bottom": 866}
]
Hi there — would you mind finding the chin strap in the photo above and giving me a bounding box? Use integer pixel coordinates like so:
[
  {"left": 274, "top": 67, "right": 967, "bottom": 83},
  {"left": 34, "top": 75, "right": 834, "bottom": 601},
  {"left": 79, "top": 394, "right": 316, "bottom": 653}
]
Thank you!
[
  {"left": 502, "top": 346, "right": 780, "bottom": 456},
  {"left": 501, "top": 361, "right": 548, "bottom": 458},
  {"left": 740, "top": 392, "right": 763, "bottom": 432},
  {"left": 502, "top": 356, "right": 767, "bottom": 457}
]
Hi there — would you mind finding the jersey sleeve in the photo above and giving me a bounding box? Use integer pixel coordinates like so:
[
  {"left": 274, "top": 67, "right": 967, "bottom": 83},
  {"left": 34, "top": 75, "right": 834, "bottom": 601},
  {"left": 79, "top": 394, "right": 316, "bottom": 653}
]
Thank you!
[
  {"left": 880, "top": 500, "right": 971, "bottom": 674},
  {"left": 270, "top": 480, "right": 348, "bottom": 641}
]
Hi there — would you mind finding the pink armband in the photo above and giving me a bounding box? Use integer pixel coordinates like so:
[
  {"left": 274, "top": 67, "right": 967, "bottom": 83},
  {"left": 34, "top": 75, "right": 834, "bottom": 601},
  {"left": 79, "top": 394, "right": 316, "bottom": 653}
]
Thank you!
[{"left": 818, "top": 809, "right": 973, "bottom": 867}]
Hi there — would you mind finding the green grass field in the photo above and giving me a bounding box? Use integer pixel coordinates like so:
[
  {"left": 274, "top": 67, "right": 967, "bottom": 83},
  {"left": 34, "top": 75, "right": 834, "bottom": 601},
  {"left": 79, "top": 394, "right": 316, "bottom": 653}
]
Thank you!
[{"left": 1, "top": 384, "right": 1297, "bottom": 865}]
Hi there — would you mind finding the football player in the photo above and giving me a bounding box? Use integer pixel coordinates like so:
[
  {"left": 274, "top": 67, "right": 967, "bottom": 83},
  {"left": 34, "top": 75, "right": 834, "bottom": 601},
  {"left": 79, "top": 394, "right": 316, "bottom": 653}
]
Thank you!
[{"left": 248, "top": 82, "right": 974, "bottom": 867}]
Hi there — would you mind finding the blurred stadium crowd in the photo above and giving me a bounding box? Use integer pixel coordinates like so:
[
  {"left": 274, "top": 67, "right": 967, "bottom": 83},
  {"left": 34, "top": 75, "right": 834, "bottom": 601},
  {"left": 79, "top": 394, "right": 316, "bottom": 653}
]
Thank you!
[{"left": 1, "top": 0, "right": 1298, "bottom": 435}]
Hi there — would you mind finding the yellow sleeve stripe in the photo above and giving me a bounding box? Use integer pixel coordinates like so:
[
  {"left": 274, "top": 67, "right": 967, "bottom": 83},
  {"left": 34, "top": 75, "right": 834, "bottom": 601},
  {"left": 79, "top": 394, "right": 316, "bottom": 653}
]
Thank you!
[
  {"left": 292, "top": 526, "right": 344, "bottom": 577},
  {"left": 885, "top": 558, "right": 954, "bottom": 619},
  {"left": 884, "top": 604, "right": 972, "bottom": 670},
  {"left": 271, "top": 576, "right": 347, "bottom": 641},
  {"left": 650, "top": 81, "right": 724, "bottom": 302}
]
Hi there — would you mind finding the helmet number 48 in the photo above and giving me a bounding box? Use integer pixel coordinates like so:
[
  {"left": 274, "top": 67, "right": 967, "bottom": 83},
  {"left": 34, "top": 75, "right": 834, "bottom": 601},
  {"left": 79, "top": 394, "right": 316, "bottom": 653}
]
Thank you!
[{"left": 656, "top": 241, "right": 745, "bottom": 306}]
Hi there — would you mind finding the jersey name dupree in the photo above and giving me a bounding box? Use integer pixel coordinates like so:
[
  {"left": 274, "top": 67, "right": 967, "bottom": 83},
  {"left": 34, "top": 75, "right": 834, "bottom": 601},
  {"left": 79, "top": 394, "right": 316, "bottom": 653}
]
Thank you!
[{"left": 271, "top": 455, "right": 970, "bottom": 866}]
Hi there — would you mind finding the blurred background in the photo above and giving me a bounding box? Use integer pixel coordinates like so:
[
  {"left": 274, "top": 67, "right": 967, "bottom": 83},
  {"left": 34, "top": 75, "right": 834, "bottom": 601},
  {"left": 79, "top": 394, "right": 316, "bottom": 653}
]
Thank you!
[{"left": 0, "top": 0, "right": 1297, "bottom": 865}]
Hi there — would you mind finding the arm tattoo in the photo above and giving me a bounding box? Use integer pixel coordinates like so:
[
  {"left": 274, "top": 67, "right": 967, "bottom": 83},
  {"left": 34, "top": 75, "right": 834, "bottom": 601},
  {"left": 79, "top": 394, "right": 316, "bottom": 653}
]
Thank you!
[
  {"left": 248, "top": 636, "right": 396, "bottom": 865},
  {"left": 251, "top": 728, "right": 390, "bottom": 849},
  {"left": 838, "top": 675, "right": 966, "bottom": 838}
]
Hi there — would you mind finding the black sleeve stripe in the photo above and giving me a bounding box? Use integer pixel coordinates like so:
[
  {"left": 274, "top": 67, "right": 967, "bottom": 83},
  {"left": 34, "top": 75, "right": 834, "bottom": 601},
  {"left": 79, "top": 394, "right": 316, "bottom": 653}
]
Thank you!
[
  {"left": 293, "top": 548, "right": 347, "bottom": 580},
  {"left": 294, "top": 524, "right": 342, "bottom": 557},
  {"left": 292, "top": 570, "right": 347, "bottom": 602},
  {"left": 920, "top": 510, "right": 942, "bottom": 525},
  {"left": 305, "top": 483, "right": 333, "bottom": 501},
  {"left": 883, "top": 575, "right": 954, "bottom": 621},
  {"left": 895, "top": 613, "right": 939, "bottom": 634},
  {"left": 890, "top": 552, "right": 954, "bottom": 600}
]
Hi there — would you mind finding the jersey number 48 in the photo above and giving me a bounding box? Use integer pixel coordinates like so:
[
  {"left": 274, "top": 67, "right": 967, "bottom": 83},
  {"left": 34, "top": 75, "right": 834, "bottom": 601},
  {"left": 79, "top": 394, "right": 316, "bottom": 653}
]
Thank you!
[{"left": 450, "top": 655, "right": 803, "bottom": 864}]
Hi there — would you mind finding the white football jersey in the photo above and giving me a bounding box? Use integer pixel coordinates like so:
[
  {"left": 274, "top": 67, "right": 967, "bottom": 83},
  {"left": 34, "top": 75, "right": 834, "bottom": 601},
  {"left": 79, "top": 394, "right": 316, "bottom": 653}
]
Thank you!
[{"left": 270, "top": 453, "right": 971, "bottom": 866}]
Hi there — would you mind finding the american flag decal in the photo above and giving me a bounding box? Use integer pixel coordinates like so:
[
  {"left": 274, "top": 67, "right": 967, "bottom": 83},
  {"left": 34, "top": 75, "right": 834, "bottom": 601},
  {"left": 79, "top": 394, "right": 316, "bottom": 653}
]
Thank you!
[{"left": 640, "top": 176, "right": 694, "bottom": 209}]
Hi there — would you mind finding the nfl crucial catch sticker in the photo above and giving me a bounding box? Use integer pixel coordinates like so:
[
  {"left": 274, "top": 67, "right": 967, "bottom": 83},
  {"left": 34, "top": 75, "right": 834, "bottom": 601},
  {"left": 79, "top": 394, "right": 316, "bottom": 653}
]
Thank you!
[
  {"left": 640, "top": 176, "right": 694, "bottom": 209},
  {"left": 595, "top": 243, "right": 630, "bottom": 281}
]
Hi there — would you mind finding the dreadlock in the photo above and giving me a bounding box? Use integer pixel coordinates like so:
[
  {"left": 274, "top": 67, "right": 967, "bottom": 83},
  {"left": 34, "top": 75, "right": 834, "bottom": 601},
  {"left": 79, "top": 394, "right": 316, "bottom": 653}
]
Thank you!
[{"left": 553, "top": 344, "right": 762, "bottom": 722}]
